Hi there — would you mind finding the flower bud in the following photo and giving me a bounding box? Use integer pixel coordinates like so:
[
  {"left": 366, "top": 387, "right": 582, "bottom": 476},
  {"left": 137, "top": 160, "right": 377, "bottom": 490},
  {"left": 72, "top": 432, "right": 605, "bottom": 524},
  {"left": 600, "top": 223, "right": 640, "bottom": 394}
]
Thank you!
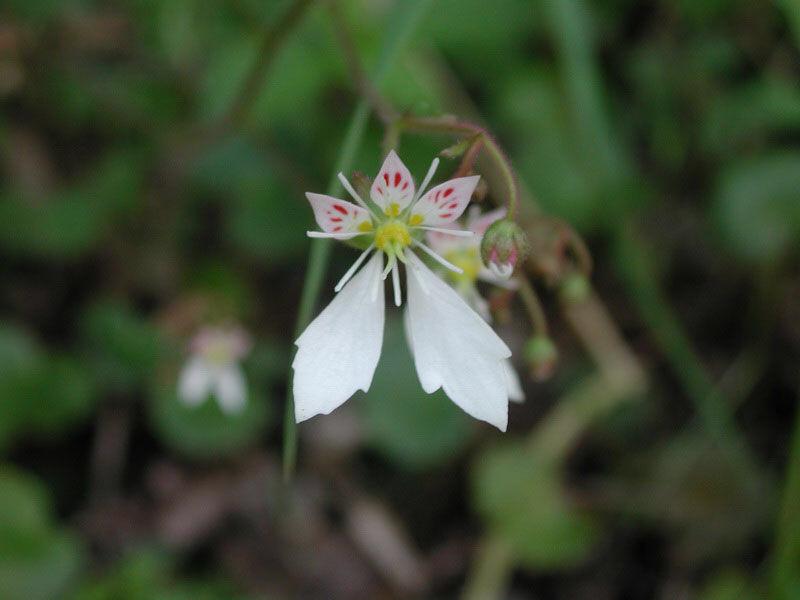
[
  {"left": 480, "top": 219, "right": 529, "bottom": 279},
  {"left": 559, "top": 273, "right": 590, "bottom": 304},
  {"left": 524, "top": 335, "right": 558, "bottom": 382}
]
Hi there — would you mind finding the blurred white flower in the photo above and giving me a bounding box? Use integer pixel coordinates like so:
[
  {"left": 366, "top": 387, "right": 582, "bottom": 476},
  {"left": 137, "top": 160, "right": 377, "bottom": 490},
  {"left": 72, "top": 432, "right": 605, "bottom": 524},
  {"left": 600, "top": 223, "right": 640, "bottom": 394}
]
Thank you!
[
  {"left": 293, "top": 151, "right": 514, "bottom": 430},
  {"left": 426, "top": 206, "right": 525, "bottom": 403},
  {"left": 177, "top": 326, "right": 251, "bottom": 414}
]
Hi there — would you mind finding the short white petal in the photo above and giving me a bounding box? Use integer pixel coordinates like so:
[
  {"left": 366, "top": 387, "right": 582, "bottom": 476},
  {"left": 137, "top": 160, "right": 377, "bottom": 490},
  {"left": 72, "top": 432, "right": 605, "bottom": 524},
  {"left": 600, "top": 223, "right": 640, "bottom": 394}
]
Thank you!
[
  {"left": 177, "top": 357, "right": 212, "bottom": 406},
  {"left": 503, "top": 359, "right": 525, "bottom": 403},
  {"left": 405, "top": 251, "right": 511, "bottom": 431},
  {"left": 214, "top": 364, "right": 248, "bottom": 414},
  {"left": 293, "top": 253, "right": 385, "bottom": 422}
]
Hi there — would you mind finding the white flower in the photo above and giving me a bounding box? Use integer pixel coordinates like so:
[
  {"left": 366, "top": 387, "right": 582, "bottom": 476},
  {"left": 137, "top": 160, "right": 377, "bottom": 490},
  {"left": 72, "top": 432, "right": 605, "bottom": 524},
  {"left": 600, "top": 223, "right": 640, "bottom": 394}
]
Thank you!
[
  {"left": 177, "top": 326, "right": 251, "bottom": 414},
  {"left": 293, "top": 151, "right": 514, "bottom": 431},
  {"left": 426, "top": 207, "right": 525, "bottom": 403}
]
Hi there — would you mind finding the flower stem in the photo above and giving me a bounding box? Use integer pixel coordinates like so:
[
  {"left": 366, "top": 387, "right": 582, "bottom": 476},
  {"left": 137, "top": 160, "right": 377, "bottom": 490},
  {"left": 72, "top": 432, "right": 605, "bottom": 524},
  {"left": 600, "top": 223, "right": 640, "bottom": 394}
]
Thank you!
[
  {"left": 282, "top": 0, "right": 433, "bottom": 482},
  {"left": 516, "top": 277, "right": 549, "bottom": 336},
  {"left": 393, "top": 116, "right": 520, "bottom": 220},
  {"left": 461, "top": 536, "right": 513, "bottom": 600}
]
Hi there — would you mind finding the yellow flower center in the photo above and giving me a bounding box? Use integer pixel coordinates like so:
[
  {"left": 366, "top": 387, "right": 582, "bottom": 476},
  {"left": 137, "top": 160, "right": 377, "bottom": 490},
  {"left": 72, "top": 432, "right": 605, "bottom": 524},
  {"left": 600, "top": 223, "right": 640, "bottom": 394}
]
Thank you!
[
  {"left": 375, "top": 220, "right": 412, "bottom": 251},
  {"left": 446, "top": 248, "right": 481, "bottom": 283},
  {"left": 204, "top": 340, "right": 233, "bottom": 366}
]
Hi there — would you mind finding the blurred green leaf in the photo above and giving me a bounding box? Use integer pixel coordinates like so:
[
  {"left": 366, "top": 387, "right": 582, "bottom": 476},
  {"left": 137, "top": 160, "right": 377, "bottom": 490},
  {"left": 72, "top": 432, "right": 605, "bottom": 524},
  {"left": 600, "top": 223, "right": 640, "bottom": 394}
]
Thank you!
[
  {"left": 0, "top": 150, "right": 145, "bottom": 259},
  {"left": 703, "top": 78, "right": 800, "bottom": 155},
  {"left": 0, "top": 326, "right": 95, "bottom": 448},
  {"left": 189, "top": 136, "right": 310, "bottom": 264},
  {"left": 3, "top": 0, "right": 88, "bottom": 24},
  {"left": 227, "top": 172, "right": 310, "bottom": 263},
  {"left": 75, "top": 550, "right": 247, "bottom": 600},
  {"left": 149, "top": 372, "right": 271, "bottom": 460},
  {"left": 79, "top": 301, "right": 166, "bottom": 394},
  {"left": 361, "top": 318, "right": 473, "bottom": 470},
  {"left": 697, "top": 569, "right": 761, "bottom": 600},
  {"left": 422, "top": 0, "right": 534, "bottom": 76},
  {"left": 497, "top": 75, "right": 597, "bottom": 229},
  {"left": 472, "top": 441, "right": 600, "bottom": 569},
  {"left": 0, "top": 467, "right": 84, "bottom": 600},
  {"left": 713, "top": 152, "right": 800, "bottom": 263}
]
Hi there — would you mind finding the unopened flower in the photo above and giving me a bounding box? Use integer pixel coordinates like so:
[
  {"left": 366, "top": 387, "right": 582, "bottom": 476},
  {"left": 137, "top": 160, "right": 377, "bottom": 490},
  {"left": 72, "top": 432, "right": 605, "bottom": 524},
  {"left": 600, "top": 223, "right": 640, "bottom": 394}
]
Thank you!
[
  {"left": 294, "top": 151, "right": 514, "bottom": 431},
  {"left": 426, "top": 207, "right": 525, "bottom": 403},
  {"left": 480, "top": 218, "right": 528, "bottom": 279},
  {"left": 177, "top": 326, "right": 251, "bottom": 414}
]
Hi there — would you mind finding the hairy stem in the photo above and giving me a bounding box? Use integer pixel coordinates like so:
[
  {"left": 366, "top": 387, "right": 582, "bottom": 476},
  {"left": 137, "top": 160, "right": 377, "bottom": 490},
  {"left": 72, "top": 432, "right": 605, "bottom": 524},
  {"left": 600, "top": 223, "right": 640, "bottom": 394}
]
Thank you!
[
  {"left": 392, "top": 115, "right": 520, "bottom": 220},
  {"left": 516, "top": 277, "right": 549, "bottom": 336}
]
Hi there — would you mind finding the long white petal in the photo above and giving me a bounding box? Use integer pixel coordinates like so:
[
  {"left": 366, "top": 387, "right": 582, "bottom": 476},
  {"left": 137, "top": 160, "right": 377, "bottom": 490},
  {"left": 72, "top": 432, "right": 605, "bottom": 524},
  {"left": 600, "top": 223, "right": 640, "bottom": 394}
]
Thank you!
[
  {"left": 177, "top": 357, "right": 212, "bottom": 406},
  {"left": 214, "top": 364, "right": 248, "bottom": 414},
  {"left": 404, "top": 251, "right": 511, "bottom": 431},
  {"left": 293, "top": 253, "right": 385, "bottom": 422},
  {"left": 503, "top": 359, "right": 525, "bottom": 403}
]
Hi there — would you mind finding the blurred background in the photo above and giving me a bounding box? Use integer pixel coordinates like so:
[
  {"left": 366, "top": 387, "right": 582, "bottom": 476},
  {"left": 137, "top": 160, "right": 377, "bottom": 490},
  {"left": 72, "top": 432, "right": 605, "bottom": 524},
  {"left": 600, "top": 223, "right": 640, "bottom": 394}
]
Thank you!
[{"left": 1, "top": 0, "right": 799, "bottom": 598}]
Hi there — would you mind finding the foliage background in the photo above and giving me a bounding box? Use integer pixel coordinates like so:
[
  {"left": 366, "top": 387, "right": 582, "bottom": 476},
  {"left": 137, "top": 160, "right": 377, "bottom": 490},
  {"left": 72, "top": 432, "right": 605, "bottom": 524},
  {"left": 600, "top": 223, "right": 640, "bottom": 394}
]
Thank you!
[{"left": 0, "top": 0, "right": 799, "bottom": 598}]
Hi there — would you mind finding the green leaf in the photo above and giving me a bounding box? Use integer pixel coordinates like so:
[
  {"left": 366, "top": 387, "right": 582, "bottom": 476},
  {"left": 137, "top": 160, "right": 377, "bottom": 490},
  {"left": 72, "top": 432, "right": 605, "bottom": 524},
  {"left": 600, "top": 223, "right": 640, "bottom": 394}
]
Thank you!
[
  {"left": 0, "top": 467, "right": 84, "bottom": 600},
  {"left": 0, "top": 150, "right": 145, "bottom": 259},
  {"left": 703, "top": 78, "right": 800, "bottom": 155},
  {"left": 0, "top": 327, "right": 96, "bottom": 447},
  {"left": 227, "top": 172, "right": 310, "bottom": 263},
  {"left": 697, "top": 569, "right": 761, "bottom": 600},
  {"left": 74, "top": 549, "right": 249, "bottom": 600},
  {"left": 148, "top": 372, "right": 271, "bottom": 460},
  {"left": 713, "top": 152, "right": 800, "bottom": 263},
  {"left": 79, "top": 302, "right": 166, "bottom": 394},
  {"left": 360, "top": 318, "right": 473, "bottom": 470},
  {"left": 472, "top": 442, "right": 600, "bottom": 569}
]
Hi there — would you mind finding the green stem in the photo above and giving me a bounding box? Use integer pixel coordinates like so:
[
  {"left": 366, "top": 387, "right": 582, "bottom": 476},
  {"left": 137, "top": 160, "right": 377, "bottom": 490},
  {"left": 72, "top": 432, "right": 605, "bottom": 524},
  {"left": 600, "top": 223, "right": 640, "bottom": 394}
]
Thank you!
[
  {"left": 282, "top": 0, "right": 433, "bottom": 482},
  {"left": 516, "top": 277, "right": 549, "bottom": 336},
  {"left": 770, "top": 395, "right": 800, "bottom": 598},
  {"left": 461, "top": 536, "right": 514, "bottom": 600},
  {"left": 394, "top": 116, "right": 520, "bottom": 220}
]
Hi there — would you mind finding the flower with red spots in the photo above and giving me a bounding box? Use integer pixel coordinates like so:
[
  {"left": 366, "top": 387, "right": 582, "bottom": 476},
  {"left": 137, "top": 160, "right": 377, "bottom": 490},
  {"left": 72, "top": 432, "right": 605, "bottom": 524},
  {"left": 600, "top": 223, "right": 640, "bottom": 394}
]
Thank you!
[{"left": 293, "top": 151, "right": 515, "bottom": 431}]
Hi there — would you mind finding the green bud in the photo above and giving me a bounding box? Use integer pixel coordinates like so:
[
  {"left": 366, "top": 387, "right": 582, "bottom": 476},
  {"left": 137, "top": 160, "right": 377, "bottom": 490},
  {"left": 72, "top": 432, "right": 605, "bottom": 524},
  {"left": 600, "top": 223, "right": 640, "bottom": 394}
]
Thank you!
[
  {"left": 559, "top": 273, "right": 590, "bottom": 304},
  {"left": 524, "top": 335, "right": 558, "bottom": 381}
]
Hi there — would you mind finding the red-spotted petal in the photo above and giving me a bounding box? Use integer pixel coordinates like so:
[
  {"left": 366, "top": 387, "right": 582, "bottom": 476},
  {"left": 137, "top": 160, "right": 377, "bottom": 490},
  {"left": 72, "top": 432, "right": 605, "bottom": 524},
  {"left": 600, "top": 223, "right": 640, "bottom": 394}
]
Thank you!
[
  {"left": 306, "top": 193, "right": 372, "bottom": 237},
  {"left": 408, "top": 175, "right": 480, "bottom": 227},
  {"left": 370, "top": 150, "right": 415, "bottom": 215}
]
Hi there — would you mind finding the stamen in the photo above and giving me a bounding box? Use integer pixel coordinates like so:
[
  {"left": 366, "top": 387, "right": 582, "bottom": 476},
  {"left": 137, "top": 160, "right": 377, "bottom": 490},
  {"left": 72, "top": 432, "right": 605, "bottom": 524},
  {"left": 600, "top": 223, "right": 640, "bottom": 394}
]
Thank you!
[
  {"left": 415, "top": 226, "right": 475, "bottom": 237},
  {"left": 414, "top": 157, "right": 440, "bottom": 202},
  {"left": 391, "top": 260, "right": 401, "bottom": 306},
  {"left": 307, "top": 231, "right": 368, "bottom": 239},
  {"left": 411, "top": 239, "right": 464, "bottom": 274},
  {"left": 337, "top": 173, "right": 378, "bottom": 219},
  {"left": 334, "top": 244, "right": 375, "bottom": 292},
  {"left": 382, "top": 252, "right": 395, "bottom": 280}
]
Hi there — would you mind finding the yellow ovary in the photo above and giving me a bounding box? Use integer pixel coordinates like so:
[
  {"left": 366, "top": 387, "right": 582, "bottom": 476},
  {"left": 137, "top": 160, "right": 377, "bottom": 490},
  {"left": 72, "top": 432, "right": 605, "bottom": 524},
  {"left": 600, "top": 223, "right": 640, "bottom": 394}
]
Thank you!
[{"left": 375, "top": 221, "right": 412, "bottom": 251}]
